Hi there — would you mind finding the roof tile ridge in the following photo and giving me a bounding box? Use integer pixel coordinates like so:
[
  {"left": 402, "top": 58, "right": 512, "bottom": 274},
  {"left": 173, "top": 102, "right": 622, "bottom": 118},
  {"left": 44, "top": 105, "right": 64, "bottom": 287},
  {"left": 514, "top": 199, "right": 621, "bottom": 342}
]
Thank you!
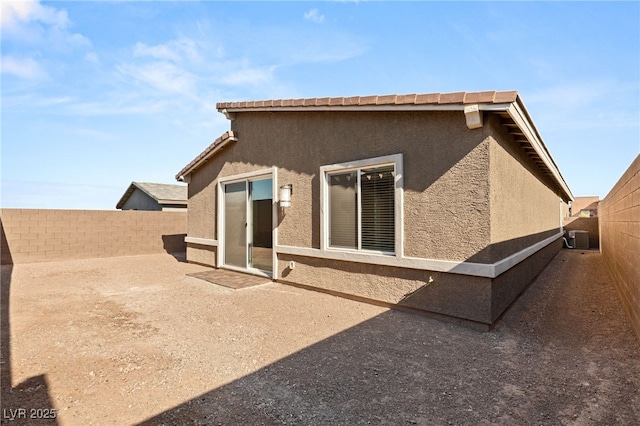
[
  {"left": 359, "top": 95, "right": 378, "bottom": 105},
  {"left": 376, "top": 94, "right": 397, "bottom": 105},
  {"left": 415, "top": 93, "right": 441, "bottom": 105},
  {"left": 494, "top": 90, "right": 519, "bottom": 103},
  {"left": 396, "top": 94, "right": 417, "bottom": 104},
  {"left": 344, "top": 96, "right": 360, "bottom": 106},
  {"left": 438, "top": 91, "right": 466, "bottom": 104}
]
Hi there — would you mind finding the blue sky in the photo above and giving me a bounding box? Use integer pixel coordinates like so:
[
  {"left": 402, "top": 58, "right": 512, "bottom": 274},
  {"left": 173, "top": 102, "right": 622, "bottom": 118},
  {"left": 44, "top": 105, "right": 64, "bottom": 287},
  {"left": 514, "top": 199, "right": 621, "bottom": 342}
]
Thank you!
[{"left": 2, "top": 1, "right": 639, "bottom": 209}]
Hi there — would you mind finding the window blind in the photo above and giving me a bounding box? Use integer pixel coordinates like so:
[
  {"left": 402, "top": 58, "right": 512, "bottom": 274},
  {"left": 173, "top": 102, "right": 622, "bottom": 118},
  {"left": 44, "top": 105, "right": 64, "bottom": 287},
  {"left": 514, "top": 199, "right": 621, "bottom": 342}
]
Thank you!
[
  {"left": 328, "top": 165, "right": 395, "bottom": 253},
  {"left": 361, "top": 166, "right": 395, "bottom": 251}
]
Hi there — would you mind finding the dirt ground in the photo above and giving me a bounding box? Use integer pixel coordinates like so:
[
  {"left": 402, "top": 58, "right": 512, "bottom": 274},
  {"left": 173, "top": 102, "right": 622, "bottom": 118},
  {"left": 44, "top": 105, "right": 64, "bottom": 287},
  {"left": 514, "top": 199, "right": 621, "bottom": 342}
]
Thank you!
[{"left": 1, "top": 250, "right": 638, "bottom": 425}]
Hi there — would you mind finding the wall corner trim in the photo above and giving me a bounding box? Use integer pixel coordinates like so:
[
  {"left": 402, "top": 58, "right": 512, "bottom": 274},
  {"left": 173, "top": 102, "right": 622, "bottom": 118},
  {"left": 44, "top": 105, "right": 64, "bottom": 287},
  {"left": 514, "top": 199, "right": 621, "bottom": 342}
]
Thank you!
[
  {"left": 185, "top": 236, "right": 218, "bottom": 247},
  {"left": 275, "top": 232, "right": 562, "bottom": 279}
]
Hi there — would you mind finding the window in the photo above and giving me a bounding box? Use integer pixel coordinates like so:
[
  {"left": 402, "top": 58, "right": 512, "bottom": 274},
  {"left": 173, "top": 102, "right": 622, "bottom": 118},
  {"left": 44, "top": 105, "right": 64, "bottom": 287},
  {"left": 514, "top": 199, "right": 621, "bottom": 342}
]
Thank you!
[{"left": 322, "top": 154, "right": 402, "bottom": 254}]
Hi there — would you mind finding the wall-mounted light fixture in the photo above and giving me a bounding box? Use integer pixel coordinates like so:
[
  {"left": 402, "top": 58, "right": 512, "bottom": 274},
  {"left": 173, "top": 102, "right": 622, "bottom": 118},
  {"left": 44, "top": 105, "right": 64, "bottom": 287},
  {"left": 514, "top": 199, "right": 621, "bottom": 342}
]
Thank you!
[{"left": 279, "top": 184, "right": 293, "bottom": 207}]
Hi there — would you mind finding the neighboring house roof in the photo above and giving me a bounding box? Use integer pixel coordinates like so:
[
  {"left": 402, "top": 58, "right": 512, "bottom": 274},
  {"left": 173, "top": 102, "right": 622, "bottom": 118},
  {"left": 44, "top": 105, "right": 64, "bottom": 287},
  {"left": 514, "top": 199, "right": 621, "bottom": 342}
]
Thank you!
[
  {"left": 176, "top": 90, "right": 573, "bottom": 201},
  {"left": 116, "top": 181, "right": 188, "bottom": 209}
]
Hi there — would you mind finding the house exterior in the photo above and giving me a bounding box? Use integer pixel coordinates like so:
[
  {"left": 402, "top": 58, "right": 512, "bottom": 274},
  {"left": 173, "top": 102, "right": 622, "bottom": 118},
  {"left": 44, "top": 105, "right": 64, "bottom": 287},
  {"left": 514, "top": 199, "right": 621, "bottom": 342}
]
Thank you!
[
  {"left": 570, "top": 196, "right": 599, "bottom": 217},
  {"left": 116, "top": 181, "right": 187, "bottom": 211},
  {"left": 564, "top": 196, "right": 600, "bottom": 249},
  {"left": 176, "top": 91, "right": 573, "bottom": 329}
]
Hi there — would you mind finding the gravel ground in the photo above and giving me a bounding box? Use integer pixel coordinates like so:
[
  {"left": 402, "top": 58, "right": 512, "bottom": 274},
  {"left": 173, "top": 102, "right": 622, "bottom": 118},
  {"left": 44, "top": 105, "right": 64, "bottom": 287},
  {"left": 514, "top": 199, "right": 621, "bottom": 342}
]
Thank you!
[{"left": 1, "top": 250, "right": 638, "bottom": 425}]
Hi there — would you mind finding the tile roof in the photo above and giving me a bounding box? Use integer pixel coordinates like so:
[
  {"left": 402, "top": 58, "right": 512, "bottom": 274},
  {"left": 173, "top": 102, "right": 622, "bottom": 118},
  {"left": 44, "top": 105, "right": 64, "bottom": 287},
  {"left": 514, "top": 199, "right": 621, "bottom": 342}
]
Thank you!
[
  {"left": 216, "top": 90, "right": 519, "bottom": 110},
  {"left": 116, "top": 181, "right": 187, "bottom": 209},
  {"left": 176, "top": 131, "right": 237, "bottom": 180},
  {"left": 134, "top": 182, "right": 187, "bottom": 202},
  {"left": 178, "top": 90, "right": 571, "bottom": 201}
]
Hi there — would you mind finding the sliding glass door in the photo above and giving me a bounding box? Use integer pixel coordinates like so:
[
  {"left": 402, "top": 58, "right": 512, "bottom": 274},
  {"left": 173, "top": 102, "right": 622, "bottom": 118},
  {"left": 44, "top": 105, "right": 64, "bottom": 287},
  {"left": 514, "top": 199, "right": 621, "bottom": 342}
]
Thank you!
[
  {"left": 249, "top": 179, "right": 273, "bottom": 272},
  {"left": 223, "top": 177, "right": 273, "bottom": 274},
  {"left": 224, "top": 182, "right": 248, "bottom": 268}
]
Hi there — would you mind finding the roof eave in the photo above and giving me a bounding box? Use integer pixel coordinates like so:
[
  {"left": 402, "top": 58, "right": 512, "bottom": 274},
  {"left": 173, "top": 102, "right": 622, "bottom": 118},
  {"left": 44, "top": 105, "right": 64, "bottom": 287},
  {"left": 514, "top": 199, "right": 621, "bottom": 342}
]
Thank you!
[
  {"left": 176, "top": 131, "right": 238, "bottom": 181},
  {"left": 208, "top": 91, "right": 572, "bottom": 202},
  {"left": 217, "top": 103, "right": 514, "bottom": 114},
  {"left": 507, "top": 97, "right": 574, "bottom": 202},
  {"left": 157, "top": 199, "right": 188, "bottom": 206},
  {"left": 215, "top": 102, "right": 573, "bottom": 201},
  {"left": 115, "top": 183, "right": 137, "bottom": 209}
]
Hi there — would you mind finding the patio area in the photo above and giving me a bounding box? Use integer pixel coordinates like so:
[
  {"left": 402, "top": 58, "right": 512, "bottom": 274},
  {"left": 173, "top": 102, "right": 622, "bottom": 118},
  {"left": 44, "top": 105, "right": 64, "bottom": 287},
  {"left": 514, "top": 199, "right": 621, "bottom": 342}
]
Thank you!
[{"left": 1, "top": 250, "right": 638, "bottom": 425}]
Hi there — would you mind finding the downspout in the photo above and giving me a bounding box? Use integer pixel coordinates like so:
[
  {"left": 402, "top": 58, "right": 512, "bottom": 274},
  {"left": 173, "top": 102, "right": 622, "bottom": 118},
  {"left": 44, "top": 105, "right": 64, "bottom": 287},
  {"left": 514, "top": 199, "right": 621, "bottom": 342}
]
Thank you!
[{"left": 563, "top": 236, "right": 574, "bottom": 249}]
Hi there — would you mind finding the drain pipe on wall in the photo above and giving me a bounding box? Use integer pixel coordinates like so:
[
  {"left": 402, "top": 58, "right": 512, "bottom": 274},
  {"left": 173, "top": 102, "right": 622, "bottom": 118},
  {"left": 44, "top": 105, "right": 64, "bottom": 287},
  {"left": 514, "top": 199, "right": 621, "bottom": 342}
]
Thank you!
[
  {"left": 561, "top": 200, "right": 573, "bottom": 248},
  {"left": 563, "top": 236, "right": 574, "bottom": 249},
  {"left": 563, "top": 228, "right": 574, "bottom": 249}
]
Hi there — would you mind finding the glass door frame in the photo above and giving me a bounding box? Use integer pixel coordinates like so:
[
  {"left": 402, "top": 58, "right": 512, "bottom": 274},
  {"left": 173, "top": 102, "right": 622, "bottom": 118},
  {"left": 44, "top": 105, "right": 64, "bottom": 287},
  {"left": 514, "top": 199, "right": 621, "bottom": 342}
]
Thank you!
[{"left": 217, "top": 168, "right": 277, "bottom": 278}]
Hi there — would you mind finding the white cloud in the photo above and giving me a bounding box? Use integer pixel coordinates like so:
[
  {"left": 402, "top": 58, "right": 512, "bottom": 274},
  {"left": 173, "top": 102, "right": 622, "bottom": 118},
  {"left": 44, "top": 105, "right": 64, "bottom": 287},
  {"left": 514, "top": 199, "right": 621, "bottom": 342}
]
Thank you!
[
  {"left": 1, "top": 0, "right": 90, "bottom": 50},
  {"left": 65, "top": 32, "right": 91, "bottom": 48},
  {"left": 64, "top": 99, "right": 171, "bottom": 116},
  {"left": 526, "top": 81, "right": 634, "bottom": 109},
  {"left": 524, "top": 81, "right": 640, "bottom": 133},
  {"left": 1, "top": 0, "right": 70, "bottom": 30},
  {"left": 133, "top": 38, "right": 200, "bottom": 63},
  {"left": 304, "top": 9, "right": 325, "bottom": 24},
  {"left": 134, "top": 42, "right": 181, "bottom": 62},
  {"left": 85, "top": 52, "right": 100, "bottom": 64},
  {"left": 1, "top": 55, "right": 46, "bottom": 79},
  {"left": 219, "top": 66, "right": 276, "bottom": 86},
  {"left": 117, "top": 61, "right": 197, "bottom": 95}
]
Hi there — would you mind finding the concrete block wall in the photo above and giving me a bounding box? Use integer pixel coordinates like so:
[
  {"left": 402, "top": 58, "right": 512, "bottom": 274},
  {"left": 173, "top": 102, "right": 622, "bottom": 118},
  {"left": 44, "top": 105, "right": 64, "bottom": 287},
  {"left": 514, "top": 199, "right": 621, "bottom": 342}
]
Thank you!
[
  {"left": 564, "top": 217, "right": 599, "bottom": 249},
  {"left": 0, "top": 209, "right": 186, "bottom": 265},
  {"left": 599, "top": 155, "right": 640, "bottom": 342}
]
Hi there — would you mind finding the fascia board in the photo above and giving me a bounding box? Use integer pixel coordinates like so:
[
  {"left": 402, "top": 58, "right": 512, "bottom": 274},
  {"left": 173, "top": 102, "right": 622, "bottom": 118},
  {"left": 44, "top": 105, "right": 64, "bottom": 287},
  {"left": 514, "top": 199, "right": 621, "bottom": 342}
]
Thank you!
[
  {"left": 506, "top": 102, "right": 574, "bottom": 201},
  {"left": 178, "top": 135, "right": 238, "bottom": 181},
  {"left": 219, "top": 103, "right": 513, "bottom": 114},
  {"left": 115, "top": 183, "right": 136, "bottom": 209},
  {"left": 157, "top": 199, "right": 188, "bottom": 205}
]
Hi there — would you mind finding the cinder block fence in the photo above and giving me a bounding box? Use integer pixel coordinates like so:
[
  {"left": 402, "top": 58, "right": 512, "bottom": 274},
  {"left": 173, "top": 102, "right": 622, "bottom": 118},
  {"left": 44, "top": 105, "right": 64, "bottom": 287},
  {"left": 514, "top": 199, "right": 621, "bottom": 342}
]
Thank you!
[
  {"left": 599, "top": 155, "right": 640, "bottom": 342},
  {"left": 1, "top": 209, "right": 186, "bottom": 265}
]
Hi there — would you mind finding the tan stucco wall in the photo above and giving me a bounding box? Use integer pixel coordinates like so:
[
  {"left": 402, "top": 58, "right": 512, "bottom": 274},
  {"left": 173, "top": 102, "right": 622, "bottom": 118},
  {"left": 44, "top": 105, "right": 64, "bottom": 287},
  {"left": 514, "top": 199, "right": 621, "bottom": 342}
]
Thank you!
[
  {"left": 599, "top": 155, "right": 640, "bottom": 342},
  {"left": 571, "top": 196, "right": 599, "bottom": 217},
  {"left": 487, "top": 115, "right": 563, "bottom": 262},
  {"left": 186, "top": 244, "right": 217, "bottom": 267},
  {"left": 277, "top": 254, "right": 492, "bottom": 324},
  {"left": 188, "top": 173, "right": 217, "bottom": 241},
  {"left": 491, "top": 238, "right": 562, "bottom": 321},
  {"left": 276, "top": 238, "right": 562, "bottom": 326},
  {"left": 188, "top": 110, "right": 493, "bottom": 262},
  {"left": 183, "top": 109, "right": 567, "bottom": 325}
]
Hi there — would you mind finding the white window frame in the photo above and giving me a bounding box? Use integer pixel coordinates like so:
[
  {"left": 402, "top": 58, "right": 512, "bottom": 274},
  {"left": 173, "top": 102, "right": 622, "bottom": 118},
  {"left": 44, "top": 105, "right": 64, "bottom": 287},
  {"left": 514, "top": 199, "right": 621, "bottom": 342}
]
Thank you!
[{"left": 320, "top": 153, "right": 404, "bottom": 258}]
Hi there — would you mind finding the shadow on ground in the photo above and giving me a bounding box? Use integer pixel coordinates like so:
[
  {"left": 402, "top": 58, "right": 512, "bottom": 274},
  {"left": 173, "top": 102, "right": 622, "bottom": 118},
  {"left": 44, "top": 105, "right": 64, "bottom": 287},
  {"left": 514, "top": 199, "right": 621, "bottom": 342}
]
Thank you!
[
  {"left": 1, "top": 264, "right": 59, "bottom": 425},
  {"left": 139, "top": 250, "right": 640, "bottom": 425}
]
